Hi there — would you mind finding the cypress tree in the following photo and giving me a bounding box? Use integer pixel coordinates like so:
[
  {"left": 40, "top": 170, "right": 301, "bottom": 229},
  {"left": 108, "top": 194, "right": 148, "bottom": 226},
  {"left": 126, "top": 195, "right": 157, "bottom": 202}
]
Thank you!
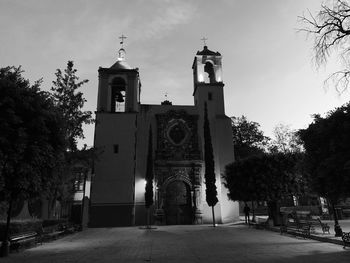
[
  {"left": 145, "top": 125, "right": 154, "bottom": 227},
  {"left": 203, "top": 102, "right": 218, "bottom": 227}
]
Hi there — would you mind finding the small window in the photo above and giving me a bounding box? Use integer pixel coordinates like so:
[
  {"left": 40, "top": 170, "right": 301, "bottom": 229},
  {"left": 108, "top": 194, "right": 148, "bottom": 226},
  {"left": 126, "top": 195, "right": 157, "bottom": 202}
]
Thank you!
[
  {"left": 73, "top": 171, "right": 85, "bottom": 191},
  {"left": 113, "top": 144, "right": 119, "bottom": 153},
  {"left": 208, "top": 92, "right": 213, "bottom": 101}
]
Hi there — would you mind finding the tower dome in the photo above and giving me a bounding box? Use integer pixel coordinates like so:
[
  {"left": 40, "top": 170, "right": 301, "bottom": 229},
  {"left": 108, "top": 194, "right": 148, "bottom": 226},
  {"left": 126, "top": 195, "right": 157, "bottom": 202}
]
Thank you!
[{"left": 111, "top": 47, "right": 132, "bottom": 70}]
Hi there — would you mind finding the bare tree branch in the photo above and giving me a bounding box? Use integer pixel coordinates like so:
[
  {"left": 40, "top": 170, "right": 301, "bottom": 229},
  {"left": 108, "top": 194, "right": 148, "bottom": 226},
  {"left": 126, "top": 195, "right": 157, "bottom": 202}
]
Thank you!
[
  {"left": 299, "top": 0, "right": 350, "bottom": 92},
  {"left": 324, "top": 69, "right": 350, "bottom": 93}
]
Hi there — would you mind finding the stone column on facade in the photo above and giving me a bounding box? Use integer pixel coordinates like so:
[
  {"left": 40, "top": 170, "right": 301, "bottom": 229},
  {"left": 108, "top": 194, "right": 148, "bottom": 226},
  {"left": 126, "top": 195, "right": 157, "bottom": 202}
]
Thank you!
[
  {"left": 97, "top": 72, "right": 109, "bottom": 112},
  {"left": 193, "top": 185, "right": 202, "bottom": 224},
  {"left": 154, "top": 184, "right": 165, "bottom": 225},
  {"left": 192, "top": 167, "right": 203, "bottom": 224}
]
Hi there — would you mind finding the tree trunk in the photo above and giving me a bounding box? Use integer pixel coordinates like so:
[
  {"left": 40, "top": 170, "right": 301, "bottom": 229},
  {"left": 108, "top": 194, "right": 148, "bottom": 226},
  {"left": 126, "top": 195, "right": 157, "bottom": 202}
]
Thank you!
[
  {"left": 267, "top": 201, "right": 281, "bottom": 226},
  {"left": 48, "top": 195, "right": 57, "bottom": 219},
  {"left": 1, "top": 197, "right": 13, "bottom": 257},
  {"left": 211, "top": 206, "right": 216, "bottom": 227},
  {"left": 251, "top": 201, "right": 256, "bottom": 222},
  {"left": 331, "top": 202, "right": 343, "bottom": 237},
  {"left": 146, "top": 208, "right": 150, "bottom": 229},
  {"left": 326, "top": 198, "right": 333, "bottom": 220},
  {"left": 80, "top": 170, "right": 88, "bottom": 230}
]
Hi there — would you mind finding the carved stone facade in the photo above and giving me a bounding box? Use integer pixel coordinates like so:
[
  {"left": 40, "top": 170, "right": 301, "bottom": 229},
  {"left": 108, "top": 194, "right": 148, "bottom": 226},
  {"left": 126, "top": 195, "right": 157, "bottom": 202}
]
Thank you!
[
  {"left": 154, "top": 110, "right": 203, "bottom": 224},
  {"left": 155, "top": 110, "right": 201, "bottom": 161}
]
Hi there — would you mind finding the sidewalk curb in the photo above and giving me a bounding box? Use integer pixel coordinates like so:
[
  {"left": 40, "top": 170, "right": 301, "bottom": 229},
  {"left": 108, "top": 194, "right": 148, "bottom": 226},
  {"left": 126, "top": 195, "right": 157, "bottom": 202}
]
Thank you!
[
  {"left": 251, "top": 225, "right": 346, "bottom": 248},
  {"left": 308, "top": 234, "right": 344, "bottom": 247}
]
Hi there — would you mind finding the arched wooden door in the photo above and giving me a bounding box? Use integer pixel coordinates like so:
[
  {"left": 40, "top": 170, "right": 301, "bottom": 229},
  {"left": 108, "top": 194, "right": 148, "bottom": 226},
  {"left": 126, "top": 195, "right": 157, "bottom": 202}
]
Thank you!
[{"left": 165, "top": 180, "right": 192, "bottom": 225}]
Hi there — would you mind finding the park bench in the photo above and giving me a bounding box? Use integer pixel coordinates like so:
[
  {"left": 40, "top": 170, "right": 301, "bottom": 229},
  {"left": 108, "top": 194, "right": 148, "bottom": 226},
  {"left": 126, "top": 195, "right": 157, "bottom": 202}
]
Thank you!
[
  {"left": 251, "top": 217, "right": 269, "bottom": 230},
  {"left": 281, "top": 210, "right": 330, "bottom": 236},
  {"left": 9, "top": 231, "right": 38, "bottom": 251},
  {"left": 342, "top": 232, "right": 350, "bottom": 249},
  {"left": 299, "top": 216, "right": 330, "bottom": 234},
  {"left": 61, "top": 223, "right": 76, "bottom": 234},
  {"left": 315, "top": 218, "right": 330, "bottom": 234},
  {"left": 38, "top": 225, "right": 65, "bottom": 244},
  {"left": 280, "top": 217, "right": 311, "bottom": 238}
]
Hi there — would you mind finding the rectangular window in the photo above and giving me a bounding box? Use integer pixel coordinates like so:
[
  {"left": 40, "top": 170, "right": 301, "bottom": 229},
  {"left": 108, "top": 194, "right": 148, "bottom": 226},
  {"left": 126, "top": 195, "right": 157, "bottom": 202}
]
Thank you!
[
  {"left": 114, "top": 144, "right": 119, "bottom": 153},
  {"left": 208, "top": 92, "right": 213, "bottom": 101},
  {"left": 73, "top": 171, "right": 85, "bottom": 191}
]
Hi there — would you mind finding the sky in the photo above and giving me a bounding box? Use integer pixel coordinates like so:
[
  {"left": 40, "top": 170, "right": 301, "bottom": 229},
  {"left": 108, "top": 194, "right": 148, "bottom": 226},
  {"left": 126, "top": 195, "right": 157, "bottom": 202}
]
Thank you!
[{"left": 1, "top": 0, "right": 349, "bottom": 147}]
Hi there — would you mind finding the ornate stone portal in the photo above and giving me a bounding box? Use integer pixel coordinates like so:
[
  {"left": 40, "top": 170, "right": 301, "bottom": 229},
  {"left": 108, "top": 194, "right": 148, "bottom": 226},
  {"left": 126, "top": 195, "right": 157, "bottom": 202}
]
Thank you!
[{"left": 154, "top": 110, "right": 203, "bottom": 225}]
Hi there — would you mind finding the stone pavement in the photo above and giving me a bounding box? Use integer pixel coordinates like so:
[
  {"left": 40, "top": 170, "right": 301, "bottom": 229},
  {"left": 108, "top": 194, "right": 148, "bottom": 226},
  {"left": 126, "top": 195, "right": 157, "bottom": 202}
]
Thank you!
[{"left": 2, "top": 224, "right": 349, "bottom": 263}]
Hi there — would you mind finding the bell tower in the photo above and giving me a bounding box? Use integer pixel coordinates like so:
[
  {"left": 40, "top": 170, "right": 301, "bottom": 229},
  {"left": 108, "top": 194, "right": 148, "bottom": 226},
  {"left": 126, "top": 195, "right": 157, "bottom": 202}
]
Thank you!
[
  {"left": 91, "top": 36, "right": 140, "bottom": 227},
  {"left": 192, "top": 42, "right": 237, "bottom": 224},
  {"left": 192, "top": 44, "right": 225, "bottom": 117},
  {"left": 96, "top": 36, "right": 140, "bottom": 113}
]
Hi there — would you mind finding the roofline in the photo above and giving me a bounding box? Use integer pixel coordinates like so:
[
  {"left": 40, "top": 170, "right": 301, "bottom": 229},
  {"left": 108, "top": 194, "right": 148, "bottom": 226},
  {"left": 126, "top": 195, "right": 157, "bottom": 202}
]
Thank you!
[{"left": 98, "top": 67, "right": 139, "bottom": 74}]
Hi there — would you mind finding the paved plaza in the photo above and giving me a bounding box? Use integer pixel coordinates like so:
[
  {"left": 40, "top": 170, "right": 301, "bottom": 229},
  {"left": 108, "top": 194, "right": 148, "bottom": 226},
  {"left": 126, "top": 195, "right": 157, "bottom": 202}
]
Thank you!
[{"left": 2, "top": 224, "right": 350, "bottom": 263}]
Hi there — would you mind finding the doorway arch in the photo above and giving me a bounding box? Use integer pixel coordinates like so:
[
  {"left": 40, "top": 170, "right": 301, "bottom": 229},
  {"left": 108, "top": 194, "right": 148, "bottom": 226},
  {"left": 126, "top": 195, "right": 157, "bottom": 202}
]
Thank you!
[{"left": 164, "top": 180, "right": 192, "bottom": 225}]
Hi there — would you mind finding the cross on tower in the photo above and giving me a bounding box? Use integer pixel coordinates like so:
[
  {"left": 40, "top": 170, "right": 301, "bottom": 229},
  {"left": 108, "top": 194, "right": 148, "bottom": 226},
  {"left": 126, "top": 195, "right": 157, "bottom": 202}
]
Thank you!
[
  {"left": 119, "top": 34, "right": 127, "bottom": 47},
  {"left": 200, "top": 37, "right": 208, "bottom": 46}
]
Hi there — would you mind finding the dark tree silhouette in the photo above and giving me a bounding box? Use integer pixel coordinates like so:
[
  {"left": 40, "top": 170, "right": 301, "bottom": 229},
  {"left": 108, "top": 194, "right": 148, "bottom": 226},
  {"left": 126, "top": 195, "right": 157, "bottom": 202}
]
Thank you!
[
  {"left": 230, "top": 115, "right": 268, "bottom": 221},
  {"left": 224, "top": 153, "right": 303, "bottom": 226},
  {"left": 203, "top": 103, "right": 218, "bottom": 227},
  {"left": 299, "top": 0, "right": 350, "bottom": 92},
  {"left": 145, "top": 126, "right": 154, "bottom": 228},
  {"left": 298, "top": 102, "right": 350, "bottom": 236},
  {"left": 0, "top": 66, "right": 66, "bottom": 257},
  {"left": 231, "top": 115, "right": 268, "bottom": 160},
  {"left": 224, "top": 158, "right": 260, "bottom": 203}
]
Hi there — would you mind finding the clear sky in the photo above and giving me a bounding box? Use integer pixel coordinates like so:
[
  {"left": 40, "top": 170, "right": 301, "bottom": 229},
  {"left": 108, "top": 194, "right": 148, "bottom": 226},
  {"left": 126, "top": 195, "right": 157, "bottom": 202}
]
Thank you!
[{"left": 1, "top": 0, "right": 349, "bottom": 147}]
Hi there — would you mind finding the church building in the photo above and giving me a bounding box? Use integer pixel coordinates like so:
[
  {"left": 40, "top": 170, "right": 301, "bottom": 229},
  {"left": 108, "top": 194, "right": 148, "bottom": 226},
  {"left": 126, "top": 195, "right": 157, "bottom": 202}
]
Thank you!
[{"left": 89, "top": 41, "right": 239, "bottom": 227}]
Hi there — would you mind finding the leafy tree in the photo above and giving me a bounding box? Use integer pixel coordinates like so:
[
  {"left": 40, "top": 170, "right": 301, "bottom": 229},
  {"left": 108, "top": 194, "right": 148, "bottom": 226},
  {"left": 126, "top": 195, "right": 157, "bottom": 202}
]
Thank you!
[
  {"left": 47, "top": 61, "right": 94, "bottom": 217},
  {"left": 0, "top": 66, "right": 66, "bottom": 256},
  {"left": 145, "top": 126, "right": 154, "bottom": 228},
  {"left": 299, "top": 0, "right": 350, "bottom": 92},
  {"left": 203, "top": 103, "right": 218, "bottom": 227},
  {"left": 259, "top": 153, "right": 304, "bottom": 225},
  {"left": 224, "top": 152, "right": 303, "bottom": 226},
  {"left": 224, "top": 158, "right": 262, "bottom": 203},
  {"left": 269, "top": 123, "right": 303, "bottom": 154},
  {"left": 227, "top": 119, "right": 304, "bottom": 225},
  {"left": 298, "top": 102, "right": 350, "bottom": 236},
  {"left": 51, "top": 61, "right": 93, "bottom": 151},
  {"left": 230, "top": 115, "right": 269, "bottom": 221},
  {"left": 231, "top": 115, "right": 268, "bottom": 160}
]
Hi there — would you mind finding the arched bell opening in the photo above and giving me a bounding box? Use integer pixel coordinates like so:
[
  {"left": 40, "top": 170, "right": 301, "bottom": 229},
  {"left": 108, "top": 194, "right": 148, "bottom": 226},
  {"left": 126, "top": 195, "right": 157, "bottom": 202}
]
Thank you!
[
  {"left": 204, "top": 61, "right": 216, "bottom": 84},
  {"left": 110, "top": 77, "right": 126, "bottom": 112}
]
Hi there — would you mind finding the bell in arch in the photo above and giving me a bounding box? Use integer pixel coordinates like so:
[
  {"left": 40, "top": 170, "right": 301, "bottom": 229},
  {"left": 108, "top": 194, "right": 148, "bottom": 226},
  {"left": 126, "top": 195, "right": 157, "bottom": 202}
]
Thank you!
[{"left": 116, "top": 92, "right": 124, "bottom": 102}]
